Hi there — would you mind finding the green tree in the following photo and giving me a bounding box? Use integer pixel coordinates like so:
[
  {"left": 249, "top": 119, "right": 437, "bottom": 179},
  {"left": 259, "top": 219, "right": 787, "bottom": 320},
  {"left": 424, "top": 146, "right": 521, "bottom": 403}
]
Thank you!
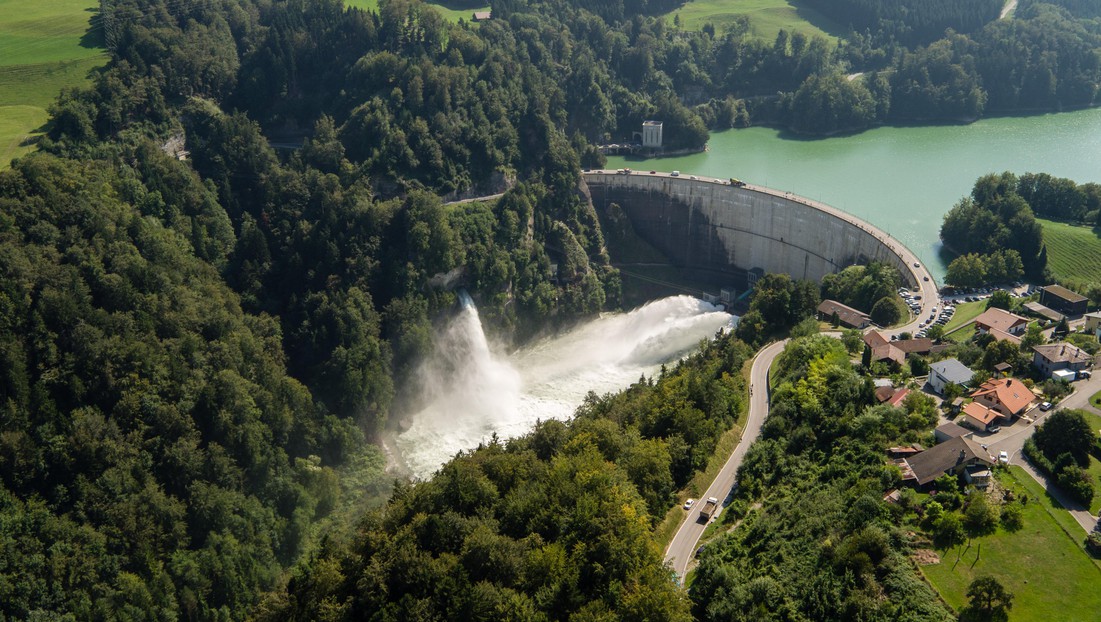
[
  {"left": 986, "top": 290, "right": 1012, "bottom": 310},
  {"left": 959, "top": 576, "right": 1013, "bottom": 622},
  {"left": 870, "top": 296, "right": 901, "bottom": 326},
  {"left": 1033, "top": 409, "right": 1094, "bottom": 466}
]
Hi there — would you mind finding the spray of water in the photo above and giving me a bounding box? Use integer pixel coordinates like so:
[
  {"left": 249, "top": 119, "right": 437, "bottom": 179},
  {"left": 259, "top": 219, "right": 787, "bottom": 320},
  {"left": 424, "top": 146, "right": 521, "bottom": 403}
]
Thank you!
[{"left": 393, "top": 294, "right": 735, "bottom": 478}]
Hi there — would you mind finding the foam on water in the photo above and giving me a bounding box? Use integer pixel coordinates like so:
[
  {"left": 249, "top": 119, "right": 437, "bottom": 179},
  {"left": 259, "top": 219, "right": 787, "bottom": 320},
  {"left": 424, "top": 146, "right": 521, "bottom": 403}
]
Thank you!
[{"left": 394, "top": 295, "right": 735, "bottom": 478}]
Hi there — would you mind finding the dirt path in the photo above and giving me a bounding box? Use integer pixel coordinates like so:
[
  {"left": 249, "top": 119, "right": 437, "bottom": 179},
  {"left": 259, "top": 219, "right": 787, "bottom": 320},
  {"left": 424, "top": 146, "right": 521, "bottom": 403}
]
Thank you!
[{"left": 1000, "top": 0, "right": 1017, "bottom": 19}]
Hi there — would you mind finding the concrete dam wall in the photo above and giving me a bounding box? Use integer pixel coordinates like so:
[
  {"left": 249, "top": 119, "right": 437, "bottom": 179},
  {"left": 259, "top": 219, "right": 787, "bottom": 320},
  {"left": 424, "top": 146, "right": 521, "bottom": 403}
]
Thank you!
[{"left": 584, "top": 171, "right": 920, "bottom": 290}]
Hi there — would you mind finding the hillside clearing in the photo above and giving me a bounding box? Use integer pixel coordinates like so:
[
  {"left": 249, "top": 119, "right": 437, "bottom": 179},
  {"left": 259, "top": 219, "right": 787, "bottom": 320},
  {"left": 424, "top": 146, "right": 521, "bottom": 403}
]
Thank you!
[
  {"left": 1038, "top": 217, "right": 1101, "bottom": 286},
  {"left": 665, "top": 0, "right": 843, "bottom": 42}
]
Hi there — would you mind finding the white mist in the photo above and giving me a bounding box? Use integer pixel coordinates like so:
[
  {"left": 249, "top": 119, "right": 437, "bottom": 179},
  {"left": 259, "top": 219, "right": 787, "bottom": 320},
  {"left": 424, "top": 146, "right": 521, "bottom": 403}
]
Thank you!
[{"left": 393, "top": 295, "right": 736, "bottom": 478}]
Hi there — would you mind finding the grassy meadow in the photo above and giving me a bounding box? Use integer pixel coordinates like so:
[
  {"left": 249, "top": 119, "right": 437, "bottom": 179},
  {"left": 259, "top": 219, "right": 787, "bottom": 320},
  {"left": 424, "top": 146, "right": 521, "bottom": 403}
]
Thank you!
[
  {"left": 1038, "top": 217, "right": 1101, "bottom": 286},
  {"left": 0, "top": 0, "right": 107, "bottom": 166},
  {"left": 345, "top": 0, "right": 490, "bottom": 23},
  {"left": 664, "top": 0, "right": 843, "bottom": 42},
  {"left": 921, "top": 467, "right": 1101, "bottom": 620}
]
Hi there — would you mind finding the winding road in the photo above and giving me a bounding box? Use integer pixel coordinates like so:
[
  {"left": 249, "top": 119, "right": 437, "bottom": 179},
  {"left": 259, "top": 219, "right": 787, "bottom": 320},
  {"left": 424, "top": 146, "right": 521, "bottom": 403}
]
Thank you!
[{"left": 663, "top": 339, "right": 789, "bottom": 578}]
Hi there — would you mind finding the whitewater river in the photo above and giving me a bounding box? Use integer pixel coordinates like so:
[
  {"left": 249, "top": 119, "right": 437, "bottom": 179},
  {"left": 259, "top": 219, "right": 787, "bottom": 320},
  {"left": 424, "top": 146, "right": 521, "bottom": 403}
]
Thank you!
[
  {"left": 395, "top": 108, "right": 1101, "bottom": 477},
  {"left": 393, "top": 295, "right": 735, "bottom": 478}
]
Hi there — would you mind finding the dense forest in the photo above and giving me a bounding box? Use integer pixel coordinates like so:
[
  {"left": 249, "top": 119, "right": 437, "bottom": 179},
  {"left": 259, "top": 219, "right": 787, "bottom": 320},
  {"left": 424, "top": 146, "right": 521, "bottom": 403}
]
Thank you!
[
  {"left": 3, "top": 0, "right": 1101, "bottom": 616},
  {"left": 940, "top": 172, "right": 1045, "bottom": 286},
  {"left": 691, "top": 335, "right": 953, "bottom": 621}
]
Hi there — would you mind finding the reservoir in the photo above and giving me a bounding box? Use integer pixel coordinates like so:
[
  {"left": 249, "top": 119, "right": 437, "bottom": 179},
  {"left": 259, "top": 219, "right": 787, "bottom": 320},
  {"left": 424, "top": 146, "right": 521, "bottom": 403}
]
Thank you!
[{"left": 607, "top": 108, "right": 1101, "bottom": 281}]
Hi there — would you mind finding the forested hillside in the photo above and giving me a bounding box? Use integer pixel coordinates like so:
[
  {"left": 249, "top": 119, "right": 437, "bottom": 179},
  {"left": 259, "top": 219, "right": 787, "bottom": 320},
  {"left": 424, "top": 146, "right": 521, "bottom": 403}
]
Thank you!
[{"left": 3, "top": 0, "right": 1101, "bottom": 616}]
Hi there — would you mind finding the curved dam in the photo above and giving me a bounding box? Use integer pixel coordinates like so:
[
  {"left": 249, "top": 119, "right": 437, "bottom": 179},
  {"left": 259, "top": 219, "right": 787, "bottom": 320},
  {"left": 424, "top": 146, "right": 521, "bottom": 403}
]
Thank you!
[{"left": 584, "top": 170, "right": 926, "bottom": 292}]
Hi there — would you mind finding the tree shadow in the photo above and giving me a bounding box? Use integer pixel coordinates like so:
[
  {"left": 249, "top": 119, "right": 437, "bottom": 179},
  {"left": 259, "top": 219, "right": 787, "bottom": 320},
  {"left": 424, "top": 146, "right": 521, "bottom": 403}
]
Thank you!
[
  {"left": 787, "top": 0, "right": 851, "bottom": 41},
  {"left": 80, "top": 6, "right": 106, "bottom": 51}
]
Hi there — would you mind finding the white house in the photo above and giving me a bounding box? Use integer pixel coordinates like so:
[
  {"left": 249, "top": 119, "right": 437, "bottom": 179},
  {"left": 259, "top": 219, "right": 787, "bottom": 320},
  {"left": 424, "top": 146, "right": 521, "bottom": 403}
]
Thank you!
[{"left": 928, "top": 358, "right": 974, "bottom": 395}]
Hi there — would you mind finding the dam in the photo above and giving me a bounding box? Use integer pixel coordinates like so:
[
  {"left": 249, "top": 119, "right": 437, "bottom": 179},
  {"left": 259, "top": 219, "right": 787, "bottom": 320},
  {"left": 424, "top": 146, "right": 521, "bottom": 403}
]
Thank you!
[{"left": 584, "top": 170, "right": 924, "bottom": 293}]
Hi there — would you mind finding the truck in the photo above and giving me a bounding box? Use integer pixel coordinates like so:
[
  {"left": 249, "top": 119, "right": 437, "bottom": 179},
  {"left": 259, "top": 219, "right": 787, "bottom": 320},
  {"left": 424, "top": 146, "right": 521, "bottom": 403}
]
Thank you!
[
  {"left": 729, "top": 178, "right": 746, "bottom": 187},
  {"left": 698, "top": 496, "right": 719, "bottom": 522}
]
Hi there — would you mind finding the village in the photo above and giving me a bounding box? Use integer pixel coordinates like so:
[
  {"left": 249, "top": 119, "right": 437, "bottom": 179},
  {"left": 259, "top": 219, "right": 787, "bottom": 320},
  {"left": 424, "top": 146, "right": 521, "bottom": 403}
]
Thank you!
[{"left": 815, "top": 282, "right": 1101, "bottom": 532}]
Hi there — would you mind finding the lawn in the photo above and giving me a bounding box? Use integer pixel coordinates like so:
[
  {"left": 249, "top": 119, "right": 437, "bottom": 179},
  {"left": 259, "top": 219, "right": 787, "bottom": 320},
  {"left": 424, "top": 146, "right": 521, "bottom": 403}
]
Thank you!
[
  {"left": 0, "top": 0, "right": 107, "bottom": 167},
  {"left": 941, "top": 299, "right": 986, "bottom": 333},
  {"left": 1090, "top": 388, "right": 1101, "bottom": 410},
  {"left": 921, "top": 467, "right": 1101, "bottom": 620},
  {"left": 663, "top": 0, "right": 844, "bottom": 42},
  {"left": 345, "top": 0, "right": 490, "bottom": 23},
  {"left": 1038, "top": 217, "right": 1101, "bottom": 286}
]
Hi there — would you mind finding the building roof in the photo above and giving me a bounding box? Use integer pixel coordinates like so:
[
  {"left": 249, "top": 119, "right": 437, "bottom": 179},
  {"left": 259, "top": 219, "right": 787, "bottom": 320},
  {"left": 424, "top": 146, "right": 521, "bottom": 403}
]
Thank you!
[
  {"left": 970, "top": 377, "right": 1034, "bottom": 415},
  {"left": 1033, "top": 342, "right": 1093, "bottom": 366},
  {"left": 935, "top": 421, "right": 970, "bottom": 440},
  {"left": 1023, "top": 301, "right": 1064, "bottom": 322},
  {"left": 898, "top": 338, "right": 934, "bottom": 354},
  {"left": 871, "top": 343, "right": 906, "bottom": 366},
  {"left": 472, "top": 10, "right": 492, "bottom": 19},
  {"left": 930, "top": 358, "right": 974, "bottom": 385},
  {"left": 863, "top": 330, "right": 933, "bottom": 354},
  {"left": 642, "top": 120, "right": 662, "bottom": 127},
  {"left": 905, "top": 436, "right": 992, "bottom": 486},
  {"left": 1085, "top": 311, "right": 1101, "bottom": 321},
  {"left": 863, "top": 330, "right": 889, "bottom": 349},
  {"left": 1042, "top": 284, "right": 1087, "bottom": 304},
  {"left": 819, "top": 299, "right": 870, "bottom": 327},
  {"left": 974, "top": 307, "right": 1029, "bottom": 334},
  {"left": 962, "top": 401, "right": 1003, "bottom": 426},
  {"left": 875, "top": 386, "right": 896, "bottom": 403},
  {"left": 988, "top": 328, "right": 1022, "bottom": 345},
  {"left": 887, "top": 388, "right": 910, "bottom": 407}
]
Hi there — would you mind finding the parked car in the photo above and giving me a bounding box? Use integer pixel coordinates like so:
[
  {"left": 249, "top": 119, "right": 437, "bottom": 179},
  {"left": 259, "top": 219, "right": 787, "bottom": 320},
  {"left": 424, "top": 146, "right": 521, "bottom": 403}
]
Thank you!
[
  {"left": 683, "top": 498, "right": 695, "bottom": 510},
  {"left": 999, "top": 450, "right": 1009, "bottom": 463},
  {"left": 1040, "top": 401, "right": 1053, "bottom": 411}
]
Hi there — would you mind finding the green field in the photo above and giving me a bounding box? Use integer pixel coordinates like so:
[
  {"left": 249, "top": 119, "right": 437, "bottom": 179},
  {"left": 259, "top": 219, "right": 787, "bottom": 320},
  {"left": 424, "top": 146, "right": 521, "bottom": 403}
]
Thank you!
[
  {"left": 665, "top": 0, "right": 843, "bottom": 42},
  {"left": 941, "top": 299, "right": 987, "bottom": 333},
  {"left": 1038, "top": 217, "right": 1101, "bottom": 286},
  {"left": 0, "top": 0, "right": 107, "bottom": 167},
  {"left": 345, "top": 0, "right": 490, "bottom": 23},
  {"left": 922, "top": 468, "right": 1101, "bottom": 620}
]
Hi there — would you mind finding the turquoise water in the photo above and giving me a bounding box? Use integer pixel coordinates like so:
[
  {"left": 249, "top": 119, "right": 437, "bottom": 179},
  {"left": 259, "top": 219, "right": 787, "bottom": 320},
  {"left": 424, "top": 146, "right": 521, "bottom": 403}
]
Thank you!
[{"left": 606, "top": 108, "right": 1101, "bottom": 280}]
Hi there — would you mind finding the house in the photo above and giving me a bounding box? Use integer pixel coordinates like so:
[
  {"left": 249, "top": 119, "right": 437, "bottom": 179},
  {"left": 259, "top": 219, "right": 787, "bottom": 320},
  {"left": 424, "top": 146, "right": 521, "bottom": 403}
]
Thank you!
[
  {"left": 993, "top": 362, "right": 1012, "bottom": 376},
  {"left": 472, "top": 10, "right": 492, "bottom": 20},
  {"left": 818, "top": 299, "right": 870, "bottom": 329},
  {"left": 927, "top": 358, "right": 974, "bottom": 395},
  {"left": 934, "top": 421, "right": 972, "bottom": 443},
  {"left": 903, "top": 436, "right": 993, "bottom": 486},
  {"left": 863, "top": 331, "right": 932, "bottom": 367},
  {"left": 1039, "top": 284, "right": 1087, "bottom": 316},
  {"left": 961, "top": 401, "right": 1004, "bottom": 432},
  {"left": 969, "top": 377, "right": 1034, "bottom": 419},
  {"left": 874, "top": 385, "right": 897, "bottom": 403},
  {"left": 1085, "top": 311, "right": 1101, "bottom": 336},
  {"left": 974, "top": 308, "right": 1029, "bottom": 336},
  {"left": 1032, "top": 342, "right": 1093, "bottom": 378}
]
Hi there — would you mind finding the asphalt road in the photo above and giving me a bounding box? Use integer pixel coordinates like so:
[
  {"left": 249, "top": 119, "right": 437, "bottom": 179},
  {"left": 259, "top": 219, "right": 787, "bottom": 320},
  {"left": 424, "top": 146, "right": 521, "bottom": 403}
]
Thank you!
[{"left": 663, "top": 339, "right": 789, "bottom": 578}]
